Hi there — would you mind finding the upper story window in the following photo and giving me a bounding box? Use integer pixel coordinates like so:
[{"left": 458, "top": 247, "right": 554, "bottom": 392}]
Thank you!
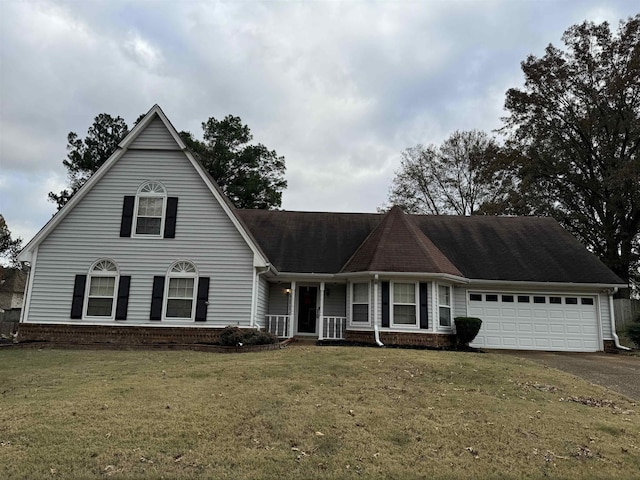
[
  {"left": 134, "top": 181, "right": 166, "bottom": 236},
  {"left": 438, "top": 284, "right": 452, "bottom": 327},
  {"left": 392, "top": 282, "right": 417, "bottom": 326},
  {"left": 165, "top": 261, "right": 197, "bottom": 319},
  {"left": 352, "top": 282, "right": 370, "bottom": 323},
  {"left": 85, "top": 259, "right": 119, "bottom": 318}
]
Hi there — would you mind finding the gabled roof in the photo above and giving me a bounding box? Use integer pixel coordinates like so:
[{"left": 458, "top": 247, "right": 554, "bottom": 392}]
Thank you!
[
  {"left": 238, "top": 209, "right": 625, "bottom": 285},
  {"left": 341, "top": 207, "right": 462, "bottom": 275},
  {"left": 18, "top": 105, "right": 268, "bottom": 267}
]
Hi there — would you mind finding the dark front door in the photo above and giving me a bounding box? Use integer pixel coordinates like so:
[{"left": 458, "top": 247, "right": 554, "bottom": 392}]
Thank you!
[{"left": 297, "top": 286, "right": 317, "bottom": 334}]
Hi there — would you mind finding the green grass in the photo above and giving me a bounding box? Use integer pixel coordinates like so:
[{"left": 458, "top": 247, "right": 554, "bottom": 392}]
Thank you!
[{"left": 0, "top": 346, "right": 638, "bottom": 479}]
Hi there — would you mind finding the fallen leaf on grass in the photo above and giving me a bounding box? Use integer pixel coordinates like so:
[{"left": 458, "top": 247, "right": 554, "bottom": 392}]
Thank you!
[
  {"left": 465, "top": 447, "right": 479, "bottom": 459},
  {"left": 315, "top": 431, "right": 324, "bottom": 436}
]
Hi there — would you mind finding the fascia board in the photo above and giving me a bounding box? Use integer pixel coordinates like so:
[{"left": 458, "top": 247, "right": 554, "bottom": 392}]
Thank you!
[
  {"left": 466, "top": 278, "right": 628, "bottom": 290},
  {"left": 17, "top": 145, "right": 127, "bottom": 261}
]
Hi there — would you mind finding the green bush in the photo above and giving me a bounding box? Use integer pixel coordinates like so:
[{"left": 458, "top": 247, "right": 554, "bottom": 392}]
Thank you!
[
  {"left": 627, "top": 320, "right": 640, "bottom": 349},
  {"left": 454, "top": 317, "right": 483, "bottom": 347},
  {"left": 218, "top": 326, "right": 278, "bottom": 346}
]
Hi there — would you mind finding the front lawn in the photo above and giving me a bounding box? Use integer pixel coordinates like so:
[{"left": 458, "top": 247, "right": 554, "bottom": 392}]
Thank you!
[{"left": 0, "top": 346, "right": 637, "bottom": 479}]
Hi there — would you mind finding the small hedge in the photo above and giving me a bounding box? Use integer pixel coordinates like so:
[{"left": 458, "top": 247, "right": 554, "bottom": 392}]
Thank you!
[
  {"left": 454, "top": 317, "right": 483, "bottom": 348},
  {"left": 218, "top": 326, "right": 278, "bottom": 347},
  {"left": 627, "top": 316, "right": 640, "bottom": 349}
]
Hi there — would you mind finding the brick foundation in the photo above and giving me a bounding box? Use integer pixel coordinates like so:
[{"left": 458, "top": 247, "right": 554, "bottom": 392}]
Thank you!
[
  {"left": 345, "top": 330, "right": 456, "bottom": 348},
  {"left": 18, "top": 323, "right": 233, "bottom": 347},
  {"left": 603, "top": 340, "right": 619, "bottom": 353}
]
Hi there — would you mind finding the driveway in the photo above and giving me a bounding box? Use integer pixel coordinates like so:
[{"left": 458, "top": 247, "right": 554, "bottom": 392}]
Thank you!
[{"left": 501, "top": 351, "right": 640, "bottom": 401}]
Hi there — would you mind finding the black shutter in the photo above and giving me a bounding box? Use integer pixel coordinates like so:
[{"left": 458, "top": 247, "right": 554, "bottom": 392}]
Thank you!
[
  {"left": 115, "top": 276, "right": 131, "bottom": 320},
  {"left": 195, "top": 277, "right": 210, "bottom": 322},
  {"left": 419, "top": 282, "right": 428, "bottom": 329},
  {"left": 163, "top": 197, "right": 178, "bottom": 238},
  {"left": 150, "top": 276, "right": 165, "bottom": 320},
  {"left": 120, "top": 196, "right": 135, "bottom": 237},
  {"left": 70, "top": 275, "right": 87, "bottom": 319},
  {"left": 381, "top": 281, "right": 390, "bottom": 328}
]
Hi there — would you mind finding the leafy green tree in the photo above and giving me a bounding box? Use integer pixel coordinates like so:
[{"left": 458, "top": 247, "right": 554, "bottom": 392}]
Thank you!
[
  {"left": 385, "top": 130, "right": 503, "bottom": 215},
  {"left": 48, "top": 114, "right": 129, "bottom": 209},
  {"left": 0, "top": 215, "right": 22, "bottom": 267},
  {"left": 486, "top": 15, "right": 640, "bottom": 295},
  {"left": 49, "top": 112, "right": 286, "bottom": 211},
  {"left": 180, "top": 115, "right": 287, "bottom": 209}
]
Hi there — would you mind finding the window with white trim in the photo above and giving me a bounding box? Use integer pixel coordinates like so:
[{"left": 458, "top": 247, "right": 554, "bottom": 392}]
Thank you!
[
  {"left": 438, "top": 284, "right": 452, "bottom": 327},
  {"left": 165, "top": 261, "right": 197, "bottom": 319},
  {"left": 134, "top": 181, "right": 166, "bottom": 236},
  {"left": 392, "top": 282, "right": 417, "bottom": 326},
  {"left": 86, "top": 259, "right": 118, "bottom": 318},
  {"left": 352, "top": 282, "right": 369, "bottom": 323}
]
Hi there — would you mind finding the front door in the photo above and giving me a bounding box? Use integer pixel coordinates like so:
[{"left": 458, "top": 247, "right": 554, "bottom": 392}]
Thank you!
[{"left": 297, "top": 286, "right": 317, "bottom": 334}]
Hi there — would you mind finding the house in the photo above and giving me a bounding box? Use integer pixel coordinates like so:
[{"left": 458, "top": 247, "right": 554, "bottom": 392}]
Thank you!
[{"left": 16, "top": 105, "right": 627, "bottom": 352}]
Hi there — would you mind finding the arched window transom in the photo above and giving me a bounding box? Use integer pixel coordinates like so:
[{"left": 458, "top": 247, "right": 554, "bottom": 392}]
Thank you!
[
  {"left": 134, "top": 181, "right": 167, "bottom": 236},
  {"left": 86, "top": 259, "right": 119, "bottom": 318},
  {"left": 165, "top": 261, "right": 197, "bottom": 319}
]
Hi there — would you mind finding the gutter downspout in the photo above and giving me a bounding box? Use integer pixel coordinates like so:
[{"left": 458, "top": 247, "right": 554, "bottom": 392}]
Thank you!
[
  {"left": 373, "top": 274, "right": 384, "bottom": 347},
  {"left": 251, "top": 264, "right": 271, "bottom": 329},
  {"left": 609, "top": 287, "right": 630, "bottom": 351}
]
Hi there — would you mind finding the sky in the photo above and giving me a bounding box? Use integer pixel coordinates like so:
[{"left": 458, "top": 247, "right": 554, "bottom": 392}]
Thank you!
[{"left": 0, "top": 0, "right": 637, "bottom": 246}]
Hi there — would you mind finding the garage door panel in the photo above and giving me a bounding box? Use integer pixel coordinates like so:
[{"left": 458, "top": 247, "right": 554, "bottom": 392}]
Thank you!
[{"left": 469, "top": 292, "right": 599, "bottom": 352}]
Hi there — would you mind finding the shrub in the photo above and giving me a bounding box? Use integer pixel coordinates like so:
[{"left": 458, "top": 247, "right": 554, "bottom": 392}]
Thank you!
[
  {"left": 218, "top": 326, "right": 245, "bottom": 346},
  {"left": 218, "top": 326, "right": 279, "bottom": 346},
  {"left": 454, "top": 317, "right": 483, "bottom": 347},
  {"left": 627, "top": 320, "right": 640, "bottom": 349}
]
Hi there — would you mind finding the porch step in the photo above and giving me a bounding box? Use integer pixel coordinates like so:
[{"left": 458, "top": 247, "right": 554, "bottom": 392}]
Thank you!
[{"left": 290, "top": 336, "right": 319, "bottom": 345}]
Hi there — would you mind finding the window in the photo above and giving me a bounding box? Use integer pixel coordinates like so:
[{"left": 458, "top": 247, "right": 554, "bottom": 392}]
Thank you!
[
  {"left": 485, "top": 294, "right": 498, "bottom": 302},
  {"left": 517, "top": 295, "right": 530, "bottom": 303},
  {"left": 565, "top": 297, "right": 578, "bottom": 305},
  {"left": 85, "top": 259, "right": 118, "bottom": 318},
  {"left": 550, "top": 297, "right": 562, "bottom": 304},
  {"left": 502, "top": 295, "right": 514, "bottom": 302},
  {"left": 438, "top": 285, "right": 452, "bottom": 327},
  {"left": 352, "top": 282, "right": 370, "bottom": 323},
  {"left": 165, "top": 261, "right": 197, "bottom": 319},
  {"left": 581, "top": 298, "right": 594, "bottom": 305},
  {"left": 533, "top": 296, "right": 546, "bottom": 304},
  {"left": 470, "top": 293, "right": 482, "bottom": 301},
  {"left": 392, "top": 283, "right": 417, "bottom": 325},
  {"left": 134, "top": 181, "right": 166, "bottom": 236}
]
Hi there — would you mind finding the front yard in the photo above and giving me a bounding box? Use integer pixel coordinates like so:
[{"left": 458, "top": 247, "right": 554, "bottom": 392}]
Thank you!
[{"left": 0, "top": 346, "right": 638, "bottom": 479}]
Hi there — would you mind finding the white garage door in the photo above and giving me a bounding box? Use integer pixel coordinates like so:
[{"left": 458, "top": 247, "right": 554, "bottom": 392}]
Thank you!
[{"left": 467, "top": 292, "right": 600, "bottom": 352}]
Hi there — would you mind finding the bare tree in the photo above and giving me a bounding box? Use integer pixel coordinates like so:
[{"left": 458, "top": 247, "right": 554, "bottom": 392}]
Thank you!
[{"left": 385, "top": 130, "right": 502, "bottom": 215}]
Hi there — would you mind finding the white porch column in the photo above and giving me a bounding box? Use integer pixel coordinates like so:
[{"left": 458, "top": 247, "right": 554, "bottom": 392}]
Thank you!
[
  {"left": 319, "top": 281, "right": 325, "bottom": 340},
  {"left": 289, "top": 281, "right": 296, "bottom": 338}
]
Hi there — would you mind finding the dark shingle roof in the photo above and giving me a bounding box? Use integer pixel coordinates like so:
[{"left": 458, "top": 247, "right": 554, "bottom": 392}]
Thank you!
[
  {"left": 341, "top": 207, "right": 461, "bottom": 275},
  {"left": 236, "top": 209, "right": 625, "bottom": 285}
]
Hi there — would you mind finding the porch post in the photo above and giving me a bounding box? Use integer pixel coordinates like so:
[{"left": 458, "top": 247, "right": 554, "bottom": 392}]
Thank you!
[
  {"left": 289, "top": 281, "right": 296, "bottom": 338},
  {"left": 319, "top": 281, "right": 325, "bottom": 340}
]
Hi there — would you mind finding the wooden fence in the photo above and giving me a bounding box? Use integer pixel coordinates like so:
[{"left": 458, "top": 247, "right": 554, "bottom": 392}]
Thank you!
[{"left": 613, "top": 299, "right": 640, "bottom": 331}]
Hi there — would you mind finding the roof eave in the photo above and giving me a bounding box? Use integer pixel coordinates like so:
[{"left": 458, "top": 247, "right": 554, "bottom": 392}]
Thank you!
[{"left": 466, "top": 278, "right": 628, "bottom": 290}]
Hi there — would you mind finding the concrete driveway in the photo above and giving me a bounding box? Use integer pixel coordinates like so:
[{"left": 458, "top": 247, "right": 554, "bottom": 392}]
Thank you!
[{"left": 501, "top": 351, "right": 640, "bottom": 401}]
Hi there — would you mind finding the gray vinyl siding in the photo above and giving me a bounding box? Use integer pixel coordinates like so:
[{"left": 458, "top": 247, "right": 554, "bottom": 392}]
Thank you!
[
  {"left": 27, "top": 147, "right": 255, "bottom": 327},
  {"left": 267, "top": 282, "right": 291, "bottom": 315},
  {"left": 453, "top": 286, "right": 467, "bottom": 319},
  {"left": 324, "top": 284, "right": 346, "bottom": 317},
  {"left": 129, "top": 117, "right": 180, "bottom": 150},
  {"left": 255, "top": 275, "right": 269, "bottom": 329},
  {"left": 599, "top": 293, "right": 612, "bottom": 339}
]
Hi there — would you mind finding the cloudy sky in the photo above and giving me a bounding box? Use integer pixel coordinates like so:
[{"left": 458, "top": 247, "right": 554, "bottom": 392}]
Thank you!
[{"left": 0, "top": 0, "right": 637, "bottom": 245}]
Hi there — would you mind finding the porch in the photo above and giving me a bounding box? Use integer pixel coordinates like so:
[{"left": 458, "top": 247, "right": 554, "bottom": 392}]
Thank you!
[{"left": 263, "top": 281, "right": 347, "bottom": 340}]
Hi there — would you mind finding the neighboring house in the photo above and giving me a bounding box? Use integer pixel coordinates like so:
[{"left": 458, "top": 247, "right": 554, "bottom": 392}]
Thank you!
[
  {"left": 0, "top": 267, "right": 27, "bottom": 311},
  {"left": 17, "top": 105, "right": 627, "bottom": 352}
]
